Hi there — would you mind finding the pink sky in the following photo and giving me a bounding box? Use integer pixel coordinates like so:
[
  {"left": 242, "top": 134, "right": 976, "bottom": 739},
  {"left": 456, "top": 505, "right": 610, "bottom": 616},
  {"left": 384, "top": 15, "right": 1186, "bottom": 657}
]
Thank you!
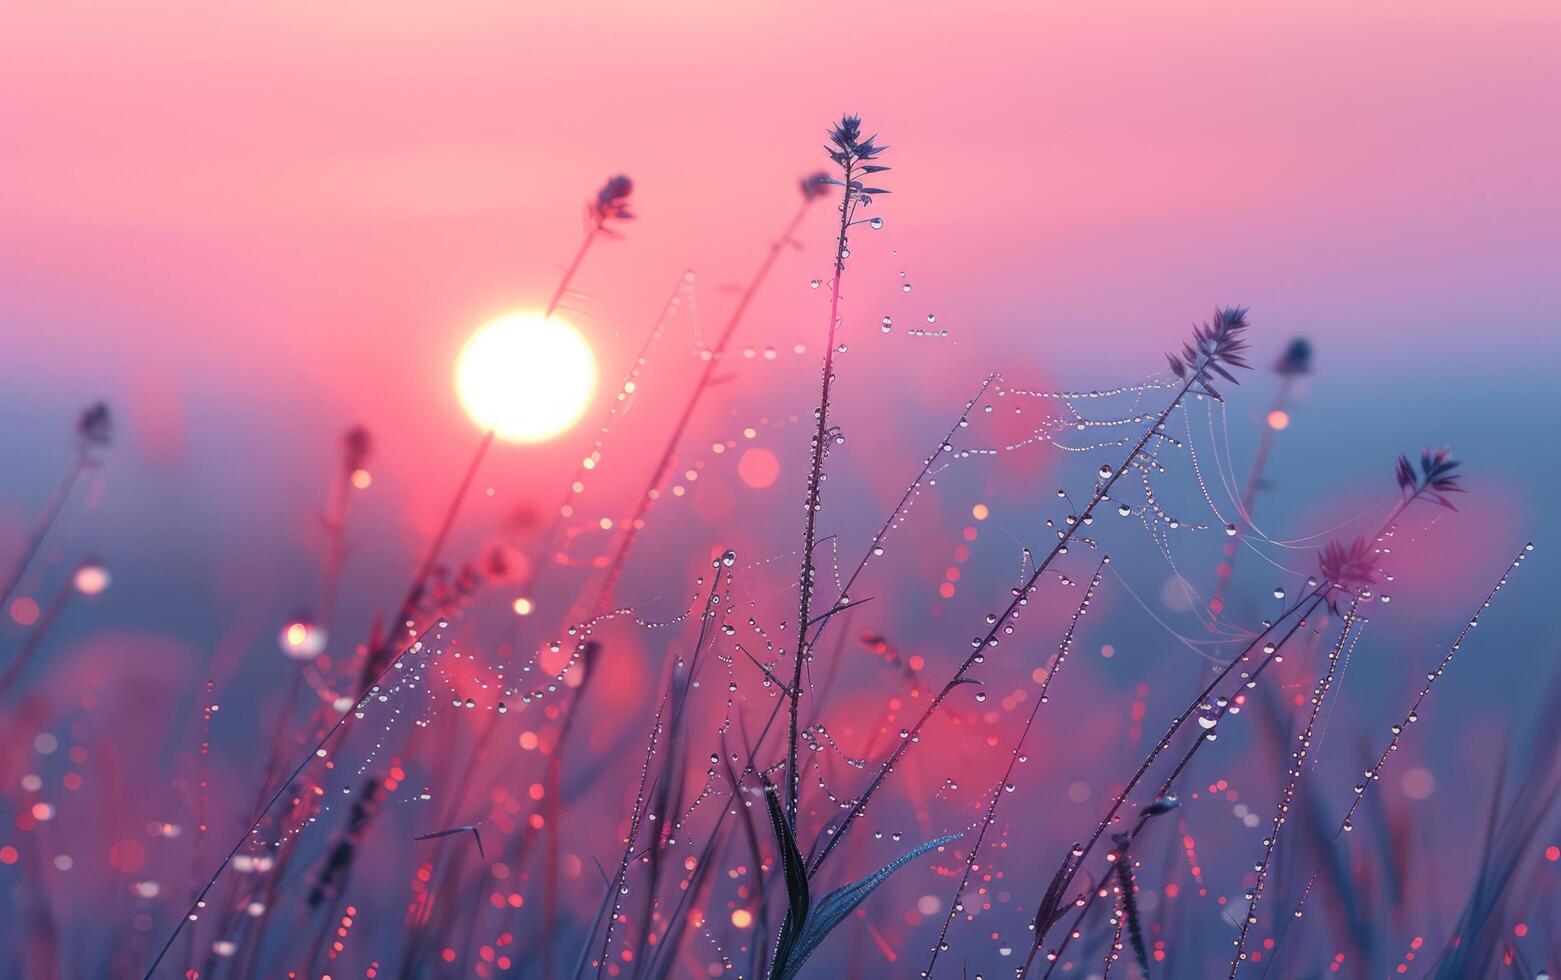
[{"left": 3, "top": 0, "right": 1558, "bottom": 534}]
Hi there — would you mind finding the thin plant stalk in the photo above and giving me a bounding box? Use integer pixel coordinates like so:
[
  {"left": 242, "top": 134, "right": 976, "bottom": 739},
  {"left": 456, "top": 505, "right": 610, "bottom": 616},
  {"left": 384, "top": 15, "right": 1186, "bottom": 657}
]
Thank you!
[
  {"left": 812, "top": 356, "right": 1215, "bottom": 874},
  {"left": 590, "top": 185, "right": 825, "bottom": 620},
  {"left": 0, "top": 458, "right": 84, "bottom": 610},
  {"left": 521, "top": 270, "right": 693, "bottom": 602},
  {"left": 0, "top": 402, "right": 111, "bottom": 609},
  {"left": 355, "top": 428, "right": 495, "bottom": 692},
  {"left": 787, "top": 122, "right": 883, "bottom": 825},
  {"left": 1030, "top": 461, "right": 1467, "bottom": 976},
  {"left": 142, "top": 621, "right": 447, "bottom": 978},
  {"left": 592, "top": 572, "right": 725, "bottom": 978},
  {"left": 290, "top": 185, "right": 631, "bottom": 966},
  {"left": 1225, "top": 599, "right": 1363, "bottom": 974},
  {"left": 573, "top": 380, "right": 985, "bottom": 979},
  {"left": 320, "top": 425, "right": 371, "bottom": 633},
  {"left": 1262, "top": 542, "right": 1534, "bottom": 972},
  {"left": 0, "top": 567, "right": 78, "bottom": 696},
  {"left": 1033, "top": 591, "right": 1329, "bottom": 979},
  {"left": 355, "top": 176, "right": 628, "bottom": 691},
  {"left": 1209, "top": 339, "right": 1310, "bottom": 614},
  {"left": 923, "top": 556, "right": 1107, "bottom": 978},
  {"left": 281, "top": 188, "right": 626, "bottom": 974},
  {"left": 541, "top": 647, "right": 598, "bottom": 980},
  {"left": 784, "top": 228, "right": 849, "bottom": 825},
  {"left": 1022, "top": 447, "right": 1463, "bottom": 971}
]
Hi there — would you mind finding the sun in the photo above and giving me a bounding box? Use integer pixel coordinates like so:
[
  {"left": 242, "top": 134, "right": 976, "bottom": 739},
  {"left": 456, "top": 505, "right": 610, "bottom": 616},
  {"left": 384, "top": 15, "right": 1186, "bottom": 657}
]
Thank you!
[{"left": 456, "top": 311, "right": 598, "bottom": 442}]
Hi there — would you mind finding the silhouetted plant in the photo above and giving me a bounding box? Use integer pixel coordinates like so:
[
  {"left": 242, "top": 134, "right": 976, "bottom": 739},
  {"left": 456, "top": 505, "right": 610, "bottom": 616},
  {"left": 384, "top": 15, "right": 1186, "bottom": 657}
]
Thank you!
[
  {"left": 787, "top": 114, "right": 890, "bottom": 823},
  {"left": 1396, "top": 444, "right": 1465, "bottom": 510},
  {"left": 0, "top": 401, "right": 111, "bottom": 609},
  {"left": 762, "top": 778, "right": 956, "bottom": 980},
  {"left": 1263, "top": 543, "right": 1535, "bottom": 972},
  {"left": 1029, "top": 448, "right": 1482, "bottom": 977}
]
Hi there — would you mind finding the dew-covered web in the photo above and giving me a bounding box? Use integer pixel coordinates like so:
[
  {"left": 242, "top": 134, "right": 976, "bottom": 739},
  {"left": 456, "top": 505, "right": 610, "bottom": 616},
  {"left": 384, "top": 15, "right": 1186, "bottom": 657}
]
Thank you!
[
  {"left": 975, "top": 374, "right": 1255, "bottom": 654},
  {"left": 960, "top": 365, "right": 1436, "bottom": 686},
  {"left": 1204, "top": 399, "right": 1401, "bottom": 549},
  {"left": 199, "top": 297, "right": 1497, "bottom": 980},
  {"left": 232, "top": 544, "right": 774, "bottom": 906}
]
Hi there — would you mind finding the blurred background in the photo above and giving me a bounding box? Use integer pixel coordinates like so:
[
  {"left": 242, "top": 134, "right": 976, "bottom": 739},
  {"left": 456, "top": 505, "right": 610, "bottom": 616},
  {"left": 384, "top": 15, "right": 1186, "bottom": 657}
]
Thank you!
[{"left": 2, "top": 2, "right": 1558, "bottom": 976}]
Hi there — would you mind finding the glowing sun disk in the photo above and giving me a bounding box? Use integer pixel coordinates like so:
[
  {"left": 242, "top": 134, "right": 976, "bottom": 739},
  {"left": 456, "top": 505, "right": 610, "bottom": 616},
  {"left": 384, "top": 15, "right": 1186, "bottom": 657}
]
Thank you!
[{"left": 456, "top": 312, "right": 598, "bottom": 442}]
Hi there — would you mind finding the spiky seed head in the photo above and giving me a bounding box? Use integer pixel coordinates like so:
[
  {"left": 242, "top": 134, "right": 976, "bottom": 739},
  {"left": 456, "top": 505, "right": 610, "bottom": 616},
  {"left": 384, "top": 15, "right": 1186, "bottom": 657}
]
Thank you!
[{"left": 1318, "top": 536, "right": 1377, "bottom": 593}]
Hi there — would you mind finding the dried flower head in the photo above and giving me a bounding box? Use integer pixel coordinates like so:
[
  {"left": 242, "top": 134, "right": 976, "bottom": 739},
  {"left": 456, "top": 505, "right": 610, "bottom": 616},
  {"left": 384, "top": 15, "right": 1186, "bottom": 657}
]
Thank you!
[
  {"left": 484, "top": 544, "right": 510, "bottom": 580},
  {"left": 343, "top": 425, "right": 372, "bottom": 472},
  {"left": 1318, "top": 535, "right": 1377, "bottom": 600},
  {"left": 800, "top": 170, "right": 833, "bottom": 201},
  {"left": 1164, "top": 306, "right": 1252, "bottom": 400},
  {"left": 1395, "top": 445, "right": 1465, "bottom": 510},
  {"left": 589, "top": 174, "right": 634, "bottom": 226},
  {"left": 1275, "top": 337, "right": 1312, "bottom": 376},
  {"left": 77, "top": 401, "right": 112, "bottom": 448}
]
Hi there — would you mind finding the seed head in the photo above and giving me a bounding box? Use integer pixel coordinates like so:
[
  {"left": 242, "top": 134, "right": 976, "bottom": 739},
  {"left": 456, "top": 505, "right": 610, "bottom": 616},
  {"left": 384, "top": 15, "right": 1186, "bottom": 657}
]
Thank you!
[
  {"left": 1395, "top": 445, "right": 1465, "bottom": 510},
  {"left": 1165, "top": 306, "right": 1253, "bottom": 399},
  {"left": 1275, "top": 337, "right": 1312, "bottom": 376},
  {"left": 343, "top": 425, "right": 372, "bottom": 472},
  {"left": 77, "top": 401, "right": 112, "bottom": 448},
  {"left": 1318, "top": 536, "right": 1377, "bottom": 594},
  {"left": 590, "top": 175, "right": 634, "bottom": 226},
  {"left": 800, "top": 170, "right": 833, "bottom": 201}
]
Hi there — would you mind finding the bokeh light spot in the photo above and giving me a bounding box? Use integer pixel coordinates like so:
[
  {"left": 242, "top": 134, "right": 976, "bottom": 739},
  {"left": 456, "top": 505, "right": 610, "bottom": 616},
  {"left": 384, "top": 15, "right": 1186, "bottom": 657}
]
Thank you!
[
  {"left": 9, "top": 597, "right": 39, "bottom": 626},
  {"left": 737, "top": 448, "right": 780, "bottom": 489},
  {"left": 1401, "top": 766, "right": 1435, "bottom": 799},
  {"left": 73, "top": 564, "right": 111, "bottom": 595}
]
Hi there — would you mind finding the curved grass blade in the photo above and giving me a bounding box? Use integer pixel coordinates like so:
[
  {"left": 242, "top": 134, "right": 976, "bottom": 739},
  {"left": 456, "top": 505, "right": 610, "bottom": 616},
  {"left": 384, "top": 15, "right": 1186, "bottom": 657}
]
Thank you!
[{"left": 778, "top": 833, "right": 959, "bottom": 980}]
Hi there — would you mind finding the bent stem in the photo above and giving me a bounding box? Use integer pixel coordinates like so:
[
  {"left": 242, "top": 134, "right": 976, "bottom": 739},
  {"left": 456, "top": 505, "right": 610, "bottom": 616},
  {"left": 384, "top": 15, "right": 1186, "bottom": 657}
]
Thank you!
[{"left": 0, "top": 451, "right": 87, "bottom": 610}]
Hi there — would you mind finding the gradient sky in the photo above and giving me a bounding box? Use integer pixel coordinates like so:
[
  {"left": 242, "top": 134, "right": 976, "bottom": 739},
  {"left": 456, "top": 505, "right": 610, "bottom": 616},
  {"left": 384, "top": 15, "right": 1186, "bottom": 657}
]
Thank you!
[{"left": 4, "top": 0, "right": 1558, "bottom": 604}]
